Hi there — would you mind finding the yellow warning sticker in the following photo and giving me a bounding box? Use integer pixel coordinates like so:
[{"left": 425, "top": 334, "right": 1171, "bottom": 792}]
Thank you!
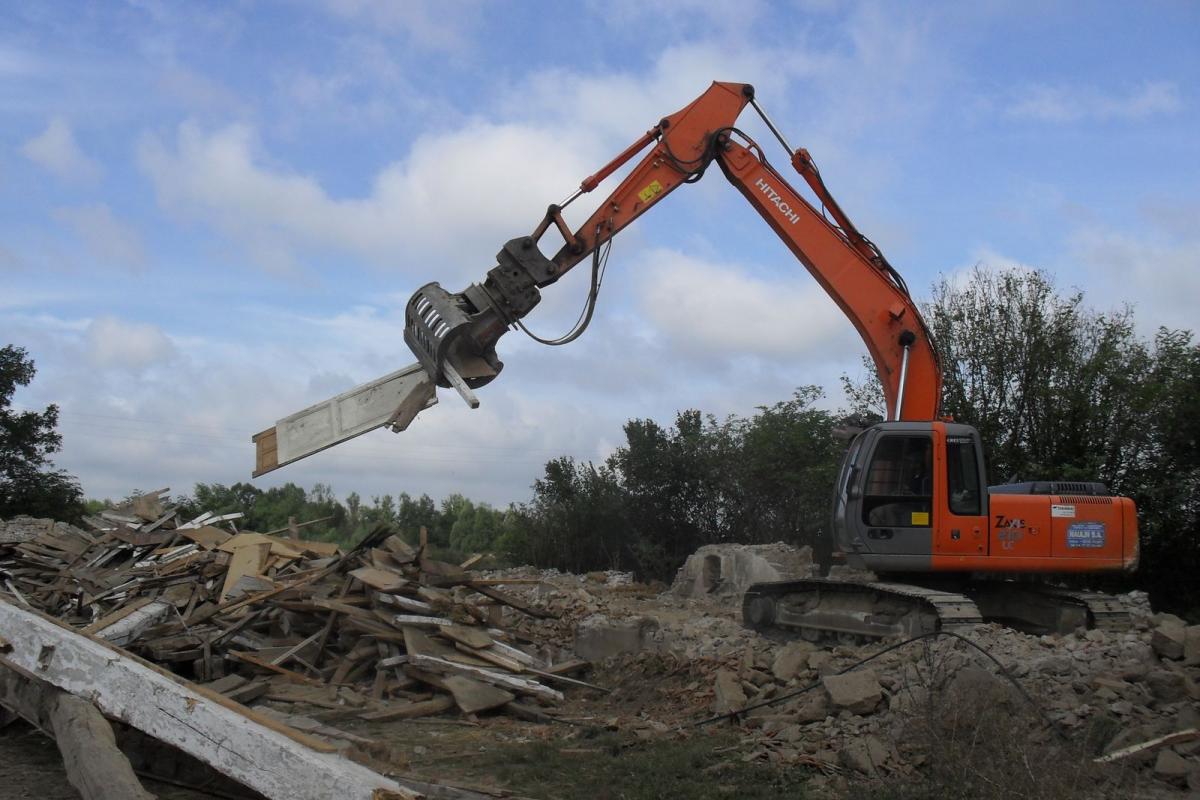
[
  {"left": 910, "top": 511, "right": 930, "bottom": 526},
  {"left": 637, "top": 180, "right": 664, "bottom": 203}
]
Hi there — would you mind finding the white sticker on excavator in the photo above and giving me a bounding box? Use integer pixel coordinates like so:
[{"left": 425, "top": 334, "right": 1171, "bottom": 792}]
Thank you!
[
  {"left": 1051, "top": 504, "right": 1076, "bottom": 518},
  {"left": 1067, "top": 522, "right": 1105, "bottom": 548}
]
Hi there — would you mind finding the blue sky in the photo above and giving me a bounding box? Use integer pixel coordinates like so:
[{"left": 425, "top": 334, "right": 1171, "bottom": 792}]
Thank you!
[{"left": 3, "top": 1, "right": 1197, "bottom": 506}]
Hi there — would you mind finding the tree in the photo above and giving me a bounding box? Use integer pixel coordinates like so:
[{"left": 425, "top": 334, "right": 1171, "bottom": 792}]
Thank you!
[
  {"left": 0, "top": 345, "right": 82, "bottom": 520},
  {"left": 516, "top": 388, "right": 841, "bottom": 580},
  {"left": 914, "top": 267, "right": 1198, "bottom": 614}
]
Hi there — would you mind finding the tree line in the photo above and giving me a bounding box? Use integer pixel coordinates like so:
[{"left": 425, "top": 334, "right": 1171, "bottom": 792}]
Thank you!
[{"left": 3, "top": 267, "right": 1197, "bottom": 616}]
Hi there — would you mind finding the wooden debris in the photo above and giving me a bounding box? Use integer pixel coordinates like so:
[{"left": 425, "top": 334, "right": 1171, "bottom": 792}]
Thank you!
[
  {"left": 0, "top": 664, "right": 155, "bottom": 800},
  {"left": 0, "top": 598, "right": 418, "bottom": 799},
  {"left": 0, "top": 500, "right": 581, "bottom": 734},
  {"left": 350, "top": 566, "right": 409, "bottom": 592},
  {"left": 1095, "top": 728, "right": 1200, "bottom": 763},
  {"left": 442, "top": 675, "right": 514, "bottom": 714},
  {"left": 358, "top": 694, "right": 454, "bottom": 722}
]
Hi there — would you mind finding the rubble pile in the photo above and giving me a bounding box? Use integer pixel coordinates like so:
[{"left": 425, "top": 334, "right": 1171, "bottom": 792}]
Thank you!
[
  {"left": 690, "top": 595, "right": 1200, "bottom": 793},
  {"left": 478, "top": 561, "right": 1200, "bottom": 794},
  {"left": 0, "top": 492, "right": 581, "bottom": 729}
]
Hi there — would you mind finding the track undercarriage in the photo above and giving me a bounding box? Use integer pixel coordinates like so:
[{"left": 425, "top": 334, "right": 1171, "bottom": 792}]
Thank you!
[{"left": 742, "top": 578, "right": 1131, "bottom": 642}]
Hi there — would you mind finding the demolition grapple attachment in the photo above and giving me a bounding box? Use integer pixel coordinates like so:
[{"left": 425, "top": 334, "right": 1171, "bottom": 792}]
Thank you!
[{"left": 404, "top": 236, "right": 557, "bottom": 407}]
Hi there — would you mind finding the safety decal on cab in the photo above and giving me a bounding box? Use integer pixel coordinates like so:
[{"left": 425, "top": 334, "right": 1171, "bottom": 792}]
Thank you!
[
  {"left": 1066, "top": 521, "right": 1106, "bottom": 549},
  {"left": 1051, "top": 504, "right": 1076, "bottom": 518},
  {"left": 637, "top": 180, "right": 664, "bottom": 203}
]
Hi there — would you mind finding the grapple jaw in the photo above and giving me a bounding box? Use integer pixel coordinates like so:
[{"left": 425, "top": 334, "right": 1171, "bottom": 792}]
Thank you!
[
  {"left": 404, "top": 236, "right": 555, "bottom": 399},
  {"left": 404, "top": 282, "right": 504, "bottom": 390}
]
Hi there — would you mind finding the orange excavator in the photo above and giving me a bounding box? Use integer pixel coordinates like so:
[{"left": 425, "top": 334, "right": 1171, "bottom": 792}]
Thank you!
[{"left": 396, "top": 81, "right": 1138, "bottom": 639}]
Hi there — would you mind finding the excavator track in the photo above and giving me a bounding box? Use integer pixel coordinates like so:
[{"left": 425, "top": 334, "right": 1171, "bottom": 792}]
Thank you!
[
  {"left": 742, "top": 579, "right": 983, "bottom": 643},
  {"left": 743, "top": 579, "right": 1131, "bottom": 641},
  {"left": 965, "top": 583, "right": 1132, "bottom": 634},
  {"left": 1035, "top": 587, "right": 1131, "bottom": 632}
]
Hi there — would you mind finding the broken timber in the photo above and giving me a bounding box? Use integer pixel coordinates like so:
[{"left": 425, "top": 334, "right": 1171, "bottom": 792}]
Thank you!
[
  {"left": 253, "top": 362, "right": 437, "bottom": 477},
  {"left": 0, "top": 597, "right": 417, "bottom": 800},
  {"left": 0, "top": 665, "right": 154, "bottom": 800}
]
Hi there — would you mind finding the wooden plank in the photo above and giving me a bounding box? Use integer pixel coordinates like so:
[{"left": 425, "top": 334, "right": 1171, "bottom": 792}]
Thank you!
[
  {"left": 406, "top": 654, "right": 563, "bottom": 704},
  {"left": 0, "top": 598, "right": 417, "bottom": 799},
  {"left": 456, "top": 644, "right": 524, "bottom": 673},
  {"left": 357, "top": 694, "right": 453, "bottom": 722},
  {"left": 219, "top": 542, "right": 270, "bottom": 602},
  {"left": 441, "top": 675, "right": 513, "bottom": 715},
  {"left": 1095, "top": 728, "right": 1200, "bottom": 763},
  {"left": 93, "top": 601, "right": 173, "bottom": 647},
  {"left": 392, "top": 613, "right": 455, "bottom": 628},
  {"left": 180, "top": 525, "right": 232, "bottom": 550},
  {"left": 81, "top": 596, "right": 157, "bottom": 635},
  {"left": 204, "top": 674, "right": 249, "bottom": 695},
  {"left": 349, "top": 566, "right": 408, "bottom": 593},
  {"left": 253, "top": 363, "right": 436, "bottom": 477},
  {"left": 467, "top": 582, "right": 557, "bottom": 619},
  {"left": 312, "top": 597, "right": 377, "bottom": 620},
  {"left": 228, "top": 650, "right": 325, "bottom": 686},
  {"left": 376, "top": 593, "right": 433, "bottom": 614},
  {"left": 253, "top": 426, "right": 280, "bottom": 476},
  {"left": 440, "top": 625, "right": 493, "bottom": 650}
]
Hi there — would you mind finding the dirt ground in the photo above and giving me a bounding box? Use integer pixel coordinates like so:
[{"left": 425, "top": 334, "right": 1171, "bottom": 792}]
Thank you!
[{"left": 2, "top": 565, "right": 1196, "bottom": 799}]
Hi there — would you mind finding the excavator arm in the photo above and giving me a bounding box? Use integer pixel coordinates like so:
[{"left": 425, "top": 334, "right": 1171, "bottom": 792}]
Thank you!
[{"left": 404, "top": 81, "right": 940, "bottom": 421}]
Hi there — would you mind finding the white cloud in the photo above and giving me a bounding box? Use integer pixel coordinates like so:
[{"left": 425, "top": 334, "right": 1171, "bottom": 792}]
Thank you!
[
  {"left": 85, "top": 316, "right": 176, "bottom": 370},
  {"left": 316, "top": 0, "right": 482, "bottom": 53},
  {"left": 585, "top": 0, "right": 768, "bottom": 34},
  {"left": 509, "top": 41, "right": 821, "bottom": 146},
  {"left": 1009, "top": 81, "right": 1181, "bottom": 123},
  {"left": 137, "top": 120, "right": 591, "bottom": 280},
  {"left": 636, "top": 248, "right": 857, "bottom": 362},
  {"left": 53, "top": 205, "right": 147, "bottom": 271},
  {"left": 1068, "top": 226, "right": 1200, "bottom": 333},
  {"left": 21, "top": 117, "right": 102, "bottom": 181}
]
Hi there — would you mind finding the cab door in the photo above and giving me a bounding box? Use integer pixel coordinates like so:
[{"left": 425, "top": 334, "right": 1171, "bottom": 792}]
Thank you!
[
  {"left": 850, "top": 426, "right": 936, "bottom": 559},
  {"left": 934, "top": 423, "right": 989, "bottom": 557}
]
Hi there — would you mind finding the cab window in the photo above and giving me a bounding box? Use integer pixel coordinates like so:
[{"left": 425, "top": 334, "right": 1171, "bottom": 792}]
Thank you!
[
  {"left": 862, "top": 435, "right": 932, "bottom": 528},
  {"left": 946, "top": 438, "right": 982, "bottom": 516}
]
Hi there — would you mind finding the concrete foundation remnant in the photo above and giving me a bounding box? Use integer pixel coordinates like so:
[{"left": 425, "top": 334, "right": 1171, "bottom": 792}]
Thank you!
[{"left": 670, "top": 542, "right": 814, "bottom": 599}]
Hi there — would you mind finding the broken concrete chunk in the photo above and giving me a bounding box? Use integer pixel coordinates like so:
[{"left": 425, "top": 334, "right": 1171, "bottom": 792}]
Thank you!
[
  {"left": 822, "top": 670, "right": 882, "bottom": 715},
  {"left": 838, "top": 734, "right": 892, "bottom": 775},
  {"left": 1154, "top": 749, "right": 1194, "bottom": 782},
  {"left": 573, "top": 614, "right": 659, "bottom": 661},
  {"left": 1152, "top": 623, "right": 1187, "bottom": 660},
  {"left": 1145, "top": 670, "right": 1189, "bottom": 704},
  {"left": 1183, "top": 625, "right": 1200, "bottom": 666},
  {"left": 946, "top": 665, "right": 1019, "bottom": 708},
  {"left": 787, "top": 691, "right": 830, "bottom": 723},
  {"left": 712, "top": 668, "right": 748, "bottom": 714},
  {"left": 670, "top": 543, "right": 813, "bottom": 599},
  {"left": 771, "top": 641, "right": 816, "bottom": 682},
  {"left": 808, "top": 652, "right": 836, "bottom": 676}
]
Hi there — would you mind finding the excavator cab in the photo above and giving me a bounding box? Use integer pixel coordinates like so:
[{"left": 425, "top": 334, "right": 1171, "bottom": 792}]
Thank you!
[
  {"left": 833, "top": 420, "right": 1138, "bottom": 577},
  {"left": 833, "top": 421, "right": 988, "bottom": 573}
]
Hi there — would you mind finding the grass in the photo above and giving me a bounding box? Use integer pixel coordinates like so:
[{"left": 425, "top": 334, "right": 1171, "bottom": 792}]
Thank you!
[{"left": 456, "top": 729, "right": 812, "bottom": 800}]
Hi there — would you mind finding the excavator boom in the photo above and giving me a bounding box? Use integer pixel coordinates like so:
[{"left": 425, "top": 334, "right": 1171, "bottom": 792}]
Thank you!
[{"left": 403, "top": 81, "right": 940, "bottom": 422}]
